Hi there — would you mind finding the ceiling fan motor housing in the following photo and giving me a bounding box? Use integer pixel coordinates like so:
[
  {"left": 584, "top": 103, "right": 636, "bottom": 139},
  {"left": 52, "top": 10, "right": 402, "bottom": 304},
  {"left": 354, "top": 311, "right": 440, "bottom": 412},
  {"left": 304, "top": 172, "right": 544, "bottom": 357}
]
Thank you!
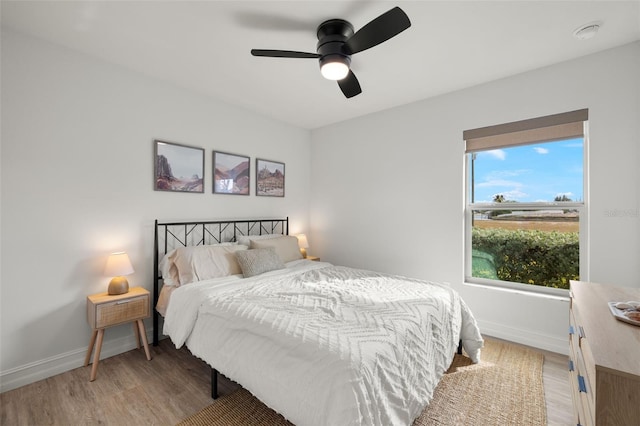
[
  {"left": 250, "top": 7, "right": 410, "bottom": 98},
  {"left": 317, "top": 19, "right": 354, "bottom": 70}
]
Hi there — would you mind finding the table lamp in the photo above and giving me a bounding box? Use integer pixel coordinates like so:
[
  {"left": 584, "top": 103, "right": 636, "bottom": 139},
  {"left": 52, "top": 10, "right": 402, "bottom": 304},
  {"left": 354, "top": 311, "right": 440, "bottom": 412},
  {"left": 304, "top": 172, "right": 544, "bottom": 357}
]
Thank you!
[
  {"left": 104, "top": 252, "right": 134, "bottom": 295},
  {"left": 296, "top": 234, "right": 309, "bottom": 258}
]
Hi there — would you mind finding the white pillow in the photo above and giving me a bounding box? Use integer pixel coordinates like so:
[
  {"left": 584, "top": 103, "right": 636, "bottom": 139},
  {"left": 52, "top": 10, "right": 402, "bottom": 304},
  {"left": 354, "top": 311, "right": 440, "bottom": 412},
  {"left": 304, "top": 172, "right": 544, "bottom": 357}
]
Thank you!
[
  {"left": 171, "top": 244, "right": 248, "bottom": 285},
  {"left": 235, "top": 247, "right": 285, "bottom": 278},
  {"left": 236, "top": 233, "right": 283, "bottom": 246},
  {"left": 250, "top": 235, "right": 303, "bottom": 263},
  {"left": 159, "top": 249, "right": 180, "bottom": 286}
]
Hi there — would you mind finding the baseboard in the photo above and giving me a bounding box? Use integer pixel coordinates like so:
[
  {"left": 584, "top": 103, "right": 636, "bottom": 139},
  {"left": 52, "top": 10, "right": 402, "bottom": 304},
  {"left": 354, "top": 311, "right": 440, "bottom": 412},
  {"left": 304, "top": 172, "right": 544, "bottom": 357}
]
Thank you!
[
  {"left": 478, "top": 319, "right": 568, "bottom": 355},
  {"left": 0, "top": 330, "right": 152, "bottom": 393}
]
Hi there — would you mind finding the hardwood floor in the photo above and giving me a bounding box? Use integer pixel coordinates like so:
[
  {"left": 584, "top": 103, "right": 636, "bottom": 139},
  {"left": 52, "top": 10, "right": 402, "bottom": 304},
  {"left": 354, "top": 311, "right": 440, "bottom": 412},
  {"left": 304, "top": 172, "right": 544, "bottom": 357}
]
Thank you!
[
  {"left": 0, "top": 337, "right": 573, "bottom": 425},
  {"left": 541, "top": 349, "right": 574, "bottom": 426}
]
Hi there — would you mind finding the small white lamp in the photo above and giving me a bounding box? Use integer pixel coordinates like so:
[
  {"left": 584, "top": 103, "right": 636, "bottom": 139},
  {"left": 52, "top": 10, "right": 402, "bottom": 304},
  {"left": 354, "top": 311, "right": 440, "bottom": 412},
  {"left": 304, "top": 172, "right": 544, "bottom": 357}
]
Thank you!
[
  {"left": 296, "top": 234, "right": 309, "bottom": 258},
  {"left": 104, "top": 252, "right": 134, "bottom": 295}
]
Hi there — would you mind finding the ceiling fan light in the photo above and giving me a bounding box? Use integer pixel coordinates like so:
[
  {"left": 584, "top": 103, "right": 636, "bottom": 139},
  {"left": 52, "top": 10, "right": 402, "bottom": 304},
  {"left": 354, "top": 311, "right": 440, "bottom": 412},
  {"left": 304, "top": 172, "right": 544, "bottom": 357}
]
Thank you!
[{"left": 320, "top": 56, "right": 350, "bottom": 80}]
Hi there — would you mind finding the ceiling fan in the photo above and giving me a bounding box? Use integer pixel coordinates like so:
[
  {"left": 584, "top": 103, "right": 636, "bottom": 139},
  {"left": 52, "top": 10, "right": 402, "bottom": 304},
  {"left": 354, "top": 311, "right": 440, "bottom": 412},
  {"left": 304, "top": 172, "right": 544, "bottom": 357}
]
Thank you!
[{"left": 250, "top": 7, "right": 411, "bottom": 99}]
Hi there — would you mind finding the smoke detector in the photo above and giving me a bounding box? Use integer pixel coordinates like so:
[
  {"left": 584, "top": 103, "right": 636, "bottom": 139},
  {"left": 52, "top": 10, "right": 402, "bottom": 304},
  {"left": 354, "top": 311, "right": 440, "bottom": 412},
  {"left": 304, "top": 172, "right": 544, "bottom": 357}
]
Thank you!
[{"left": 573, "top": 22, "right": 602, "bottom": 40}]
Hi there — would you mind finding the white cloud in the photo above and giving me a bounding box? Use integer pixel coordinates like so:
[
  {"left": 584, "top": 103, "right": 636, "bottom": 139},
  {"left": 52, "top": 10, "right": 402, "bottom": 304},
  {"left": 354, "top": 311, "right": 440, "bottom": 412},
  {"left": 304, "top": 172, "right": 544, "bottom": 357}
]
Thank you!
[
  {"left": 479, "top": 149, "right": 506, "bottom": 160},
  {"left": 486, "top": 169, "right": 530, "bottom": 179},
  {"left": 533, "top": 147, "right": 549, "bottom": 154},
  {"left": 477, "top": 179, "right": 520, "bottom": 188},
  {"left": 476, "top": 171, "right": 529, "bottom": 201},
  {"left": 501, "top": 190, "right": 528, "bottom": 200}
]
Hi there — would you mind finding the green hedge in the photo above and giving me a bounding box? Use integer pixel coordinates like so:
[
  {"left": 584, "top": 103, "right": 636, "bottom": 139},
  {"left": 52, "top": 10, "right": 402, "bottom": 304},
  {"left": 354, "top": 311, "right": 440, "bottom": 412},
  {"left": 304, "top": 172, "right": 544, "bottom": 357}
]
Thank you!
[{"left": 472, "top": 227, "right": 579, "bottom": 289}]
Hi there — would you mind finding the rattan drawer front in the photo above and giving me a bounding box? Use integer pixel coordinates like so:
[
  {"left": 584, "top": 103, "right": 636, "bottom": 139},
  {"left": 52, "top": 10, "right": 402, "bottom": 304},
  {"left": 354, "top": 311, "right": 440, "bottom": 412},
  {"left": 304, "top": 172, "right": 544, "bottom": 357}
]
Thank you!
[{"left": 95, "top": 295, "right": 149, "bottom": 328}]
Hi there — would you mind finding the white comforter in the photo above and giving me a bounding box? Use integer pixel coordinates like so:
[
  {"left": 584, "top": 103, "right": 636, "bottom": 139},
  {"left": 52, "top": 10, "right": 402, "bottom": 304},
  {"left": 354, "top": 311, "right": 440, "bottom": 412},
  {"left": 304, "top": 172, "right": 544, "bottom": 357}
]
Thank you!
[{"left": 164, "top": 260, "right": 483, "bottom": 426}]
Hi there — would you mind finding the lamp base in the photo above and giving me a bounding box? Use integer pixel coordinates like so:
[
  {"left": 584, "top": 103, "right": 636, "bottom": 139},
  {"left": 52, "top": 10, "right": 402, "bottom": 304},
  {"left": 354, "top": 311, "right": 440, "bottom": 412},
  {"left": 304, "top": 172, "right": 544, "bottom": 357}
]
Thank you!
[
  {"left": 300, "top": 248, "right": 308, "bottom": 258},
  {"left": 108, "top": 276, "right": 130, "bottom": 295}
]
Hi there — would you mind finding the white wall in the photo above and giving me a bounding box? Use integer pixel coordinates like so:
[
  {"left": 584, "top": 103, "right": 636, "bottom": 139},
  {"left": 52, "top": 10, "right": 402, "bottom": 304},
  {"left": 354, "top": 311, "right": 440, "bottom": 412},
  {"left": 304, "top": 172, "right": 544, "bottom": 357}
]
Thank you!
[
  {"left": 0, "top": 29, "right": 311, "bottom": 391},
  {"left": 310, "top": 42, "right": 640, "bottom": 354}
]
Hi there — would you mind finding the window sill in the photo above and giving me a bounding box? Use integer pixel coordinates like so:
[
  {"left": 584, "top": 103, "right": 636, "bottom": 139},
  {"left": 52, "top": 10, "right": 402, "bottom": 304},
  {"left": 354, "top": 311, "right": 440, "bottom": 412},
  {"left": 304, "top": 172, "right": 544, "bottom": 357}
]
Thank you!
[{"left": 463, "top": 281, "right": 570, "bottom": 302}]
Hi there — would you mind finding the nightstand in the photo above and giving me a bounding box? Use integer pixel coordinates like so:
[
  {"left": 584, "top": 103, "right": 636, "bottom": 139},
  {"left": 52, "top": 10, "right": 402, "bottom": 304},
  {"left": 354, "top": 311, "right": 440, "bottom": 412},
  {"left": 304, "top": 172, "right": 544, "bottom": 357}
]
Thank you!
[
  {"left": 306, "top": 256, "right": 320, "bottom": 261},
  {"left": 84, "top": 286, "right": 151, "bottom": 381}
]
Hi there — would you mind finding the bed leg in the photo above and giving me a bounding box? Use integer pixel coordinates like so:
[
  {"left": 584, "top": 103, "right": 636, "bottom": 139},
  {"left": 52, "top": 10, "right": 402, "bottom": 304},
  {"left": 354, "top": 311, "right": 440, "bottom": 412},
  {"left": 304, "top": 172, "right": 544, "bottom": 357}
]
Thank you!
[
  {"left": 457, "top": 340, "right": 463, "bottom": 355},
  {"left": 153, "top": 312, "right": 159, "bottom": 347},
  {"left": 211, "top": 368, "right": 219, "bottom": 399}
]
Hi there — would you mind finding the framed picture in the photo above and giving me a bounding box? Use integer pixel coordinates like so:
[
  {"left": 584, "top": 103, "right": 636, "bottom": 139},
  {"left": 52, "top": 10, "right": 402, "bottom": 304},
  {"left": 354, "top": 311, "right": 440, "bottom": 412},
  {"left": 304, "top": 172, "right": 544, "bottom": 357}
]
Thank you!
[
  {"left": 154, "top": 140, "right": 204, "bottom": 193},
  {"left": 213, "top": 151, "right": 250, "bottom": 195},
  {"left": 256, "top": 158, "right": 285, "bottom": 197}
]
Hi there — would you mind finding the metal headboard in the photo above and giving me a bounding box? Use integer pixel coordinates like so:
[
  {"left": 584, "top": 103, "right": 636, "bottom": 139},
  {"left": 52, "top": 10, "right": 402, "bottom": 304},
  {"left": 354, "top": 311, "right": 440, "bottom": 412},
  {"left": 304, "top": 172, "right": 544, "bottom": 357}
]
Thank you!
[{"left": 152, "top": 217, "right": 289, "bottom": 345}]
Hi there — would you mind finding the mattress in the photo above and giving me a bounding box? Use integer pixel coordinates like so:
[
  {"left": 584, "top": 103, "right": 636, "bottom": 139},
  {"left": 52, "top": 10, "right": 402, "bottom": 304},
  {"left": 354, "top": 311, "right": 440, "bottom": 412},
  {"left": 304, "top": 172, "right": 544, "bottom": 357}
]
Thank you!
[{"left": 164, "top": 260, "right": 483, "bottom": 425}]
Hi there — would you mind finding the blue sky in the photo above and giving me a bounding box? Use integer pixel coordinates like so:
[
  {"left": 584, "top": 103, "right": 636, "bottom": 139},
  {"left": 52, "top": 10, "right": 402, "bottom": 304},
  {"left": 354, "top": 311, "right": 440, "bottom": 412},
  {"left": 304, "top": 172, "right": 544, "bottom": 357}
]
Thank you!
[{"left": 471, "top": 138, "right": 584, "bottom": 203}]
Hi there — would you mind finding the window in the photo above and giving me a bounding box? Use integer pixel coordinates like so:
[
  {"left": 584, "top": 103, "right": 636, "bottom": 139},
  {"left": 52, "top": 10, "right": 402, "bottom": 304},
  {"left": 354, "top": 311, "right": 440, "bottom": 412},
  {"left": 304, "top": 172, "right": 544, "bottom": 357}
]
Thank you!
[{"left": 464, "top": 109, "right": 588, "bottom": 295}]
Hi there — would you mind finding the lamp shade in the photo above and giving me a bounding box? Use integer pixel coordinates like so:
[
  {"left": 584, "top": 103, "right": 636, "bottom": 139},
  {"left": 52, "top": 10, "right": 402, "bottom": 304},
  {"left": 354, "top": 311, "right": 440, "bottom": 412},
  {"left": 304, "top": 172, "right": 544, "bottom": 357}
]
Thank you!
[
  {"left": 104, "top": 252, "right": 134, "bottom": 295},
  {"left": 104, "top": 252, "right": 134, "bottom": 277},
  {"left": 296, "top": 234, "right": 309, "bottom": 249},
  {"left": 296, "top": 234, "right": 309, "bottom": 259}
]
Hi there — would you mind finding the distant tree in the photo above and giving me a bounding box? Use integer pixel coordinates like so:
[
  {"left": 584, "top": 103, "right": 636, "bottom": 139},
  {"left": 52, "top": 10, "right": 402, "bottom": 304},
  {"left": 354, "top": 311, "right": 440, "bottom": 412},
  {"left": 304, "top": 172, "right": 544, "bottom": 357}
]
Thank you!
[
  {"left": 555, "top": 194, "right": 577, "bottom": 213},
  {"left": 554, "top": 194, "right": 572, "bottom": 202},
  {"left": 489, "top": 194, "right": 513, "bottom": 218}
]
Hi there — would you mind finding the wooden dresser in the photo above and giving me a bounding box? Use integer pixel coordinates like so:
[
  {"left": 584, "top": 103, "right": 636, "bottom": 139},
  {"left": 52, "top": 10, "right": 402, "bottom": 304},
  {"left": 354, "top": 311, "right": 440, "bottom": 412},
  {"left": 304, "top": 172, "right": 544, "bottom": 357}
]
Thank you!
[{"left": 568, "top": 280, "right": 640, "bottom": 426}]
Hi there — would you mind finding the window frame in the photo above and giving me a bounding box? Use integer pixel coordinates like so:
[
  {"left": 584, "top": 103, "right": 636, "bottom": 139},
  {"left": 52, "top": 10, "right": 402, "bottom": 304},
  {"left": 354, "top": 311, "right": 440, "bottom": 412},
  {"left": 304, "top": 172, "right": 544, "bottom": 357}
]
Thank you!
[{"left": 463, "top": 110, "right": 589, "bottom": 296}]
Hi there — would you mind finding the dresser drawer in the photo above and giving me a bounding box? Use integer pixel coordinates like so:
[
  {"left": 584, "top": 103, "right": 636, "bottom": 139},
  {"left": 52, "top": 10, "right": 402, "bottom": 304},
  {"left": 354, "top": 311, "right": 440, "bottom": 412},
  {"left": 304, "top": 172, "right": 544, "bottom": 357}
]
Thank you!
[
  {"left": 575, "top": 352, "right": 594, "bottom": 426},
  {"left": 577, "top": 333, "right": 596, "bottom": 401},
  {"left": 569, "top": 337, "right": 594, "bottom": 426},
  {"left": 568, "top": 352, "right": 582, "bottom": 425},
  {"left": 571, "top": 302, "right": 597, "bottom": 403},
  {"left": 570, "top": 299, "right": 596, "bottom": 426}
]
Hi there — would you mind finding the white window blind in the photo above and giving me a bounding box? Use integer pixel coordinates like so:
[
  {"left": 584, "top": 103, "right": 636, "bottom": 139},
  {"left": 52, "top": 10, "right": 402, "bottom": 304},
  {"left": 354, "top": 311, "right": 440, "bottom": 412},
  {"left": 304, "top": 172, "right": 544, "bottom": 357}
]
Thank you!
[{"left": 464, "top": 109, "right": 588, "bottom": 152}]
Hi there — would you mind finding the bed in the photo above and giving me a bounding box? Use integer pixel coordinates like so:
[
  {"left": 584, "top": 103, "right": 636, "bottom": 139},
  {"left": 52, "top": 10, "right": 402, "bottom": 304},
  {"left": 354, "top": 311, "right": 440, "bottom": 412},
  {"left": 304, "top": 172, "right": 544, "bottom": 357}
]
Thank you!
[{"left": 153, "top": 218, "right": 483, "bottom": 426}]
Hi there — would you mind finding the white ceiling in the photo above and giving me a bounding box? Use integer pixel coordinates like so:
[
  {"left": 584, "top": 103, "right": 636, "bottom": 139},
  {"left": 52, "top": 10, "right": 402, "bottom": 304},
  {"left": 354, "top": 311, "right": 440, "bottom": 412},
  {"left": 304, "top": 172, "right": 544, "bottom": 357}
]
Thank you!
[{"left": 2, "top": 1, "right": 639, "bottom": 129}]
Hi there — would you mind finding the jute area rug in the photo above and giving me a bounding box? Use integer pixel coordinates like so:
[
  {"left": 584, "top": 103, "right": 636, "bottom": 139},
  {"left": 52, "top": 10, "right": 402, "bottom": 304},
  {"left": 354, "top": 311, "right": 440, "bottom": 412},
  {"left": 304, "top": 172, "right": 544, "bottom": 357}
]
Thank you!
[{"left": 177, "top": 338, "right": 546, "bottom": 426}]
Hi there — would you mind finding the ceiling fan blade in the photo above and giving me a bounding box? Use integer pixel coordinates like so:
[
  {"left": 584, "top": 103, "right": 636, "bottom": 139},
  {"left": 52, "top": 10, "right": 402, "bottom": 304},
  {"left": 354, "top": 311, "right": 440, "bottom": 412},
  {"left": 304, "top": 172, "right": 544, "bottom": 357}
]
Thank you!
[
  {"left": 251, "top": 49, "right": 320, "bottom": 59},
  {"left": 344, "top": 7, "right": 411, "bottom": 55},
  {"left": 338, "top": 70, "right": 362, "bottom": 98}
]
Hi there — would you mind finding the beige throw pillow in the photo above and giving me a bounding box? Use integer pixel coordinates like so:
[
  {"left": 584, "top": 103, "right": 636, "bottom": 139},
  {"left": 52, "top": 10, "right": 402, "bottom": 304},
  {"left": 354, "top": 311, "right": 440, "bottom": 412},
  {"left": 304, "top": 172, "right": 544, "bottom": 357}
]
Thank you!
[
  {"left": 250, "top": 236, "right": 303, "bottom": 263},
  {"left": 235, "top": 247, "right": 285, "bottom": 278}
]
